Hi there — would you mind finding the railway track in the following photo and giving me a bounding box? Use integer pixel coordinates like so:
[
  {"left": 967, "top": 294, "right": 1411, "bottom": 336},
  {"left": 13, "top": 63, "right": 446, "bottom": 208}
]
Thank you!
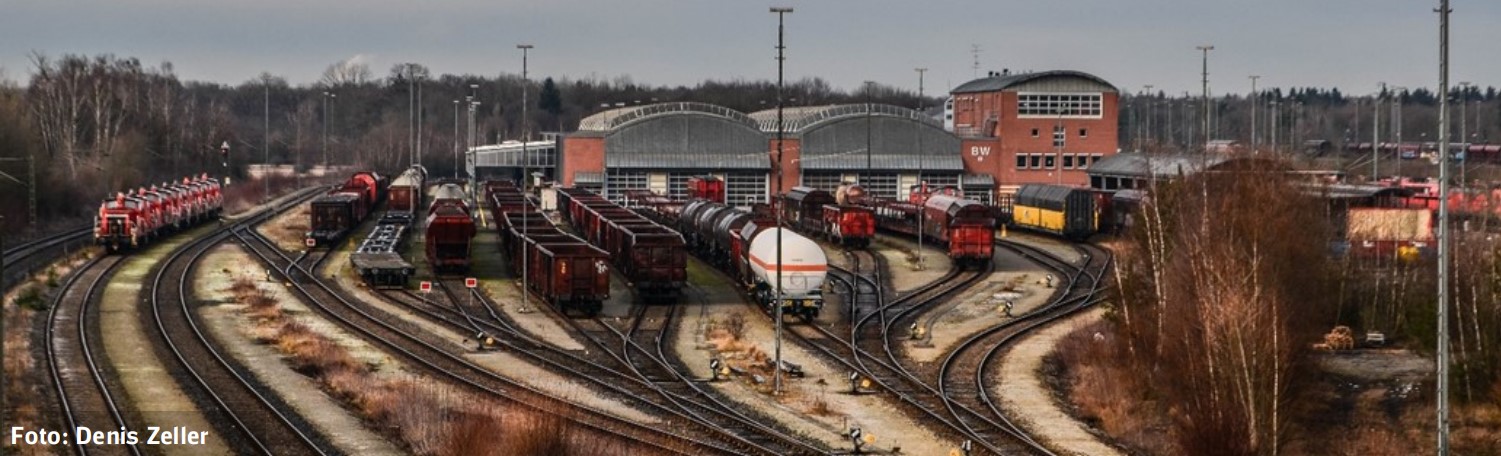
[
  {"left": 147, "top": 191, "right": 334, "bottom": 455},
  {"left": 230, "top": 229, "right": 724, "bottom": 455},
  {"left": 45, "top": 254, "right": 141, "bottom": 456},
  {"left": 3, "top": 226, "right": 91, "bottom": 291},
  {"left": 411, "top": 276, "right": 826, "bottom": 455}
]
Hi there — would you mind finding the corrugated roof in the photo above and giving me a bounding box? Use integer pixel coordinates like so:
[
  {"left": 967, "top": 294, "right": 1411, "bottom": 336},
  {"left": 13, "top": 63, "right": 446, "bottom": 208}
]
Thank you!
[
  {"left": 1297, "top": 182, "right": 1414, "bottom": 199},
  {"left": 951, "top": 70, "right": 1117, "bottom": 94},
  {"left": 746, "top": 103, "right": 942, "bottom": 134},
  {"left": 1086, "top": 153, "right": 1230, "bottom": 179},
  {"left": 605, "top": 153, "right": 766, "bottom": 169},
  {"left": 961, "top": 174, "right": 996, "bottom": 187},
  {"left": 577, "top": 102, "right": 756, "bottom": 132},
  {"left": 798, "top": 154, "right": 964, "bottom": 172}
]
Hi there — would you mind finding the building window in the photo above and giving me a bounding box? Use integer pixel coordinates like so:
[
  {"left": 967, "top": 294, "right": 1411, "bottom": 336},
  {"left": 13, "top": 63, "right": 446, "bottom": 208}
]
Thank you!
[
  {"left": 1079, "top": 128, "right": 1088, "bottom": 138},
  {"left": 1030, "top": 128, "right": 1039, "bottom": 137},
  {"left": 1053, "top": 125, "right": 1065, "bottom": 148},
  {"left": 1017, "top": 93, "right": 1105, "bottom": 118},
  {"left": 1015, "top": 154, "right": 1028, "bottom": 169},
  {"left": 1028, "top": 154, "right": 1041, "bottom": 169},
  {"left": 1063, "top": 154, "right": 1075, "bottom": 169},
  {"left": 1044, "top": 155, "right": 1056, "bottom": 169},
  {"left": 1090, "top": 153, "right": 1104, "bottom": 167}
]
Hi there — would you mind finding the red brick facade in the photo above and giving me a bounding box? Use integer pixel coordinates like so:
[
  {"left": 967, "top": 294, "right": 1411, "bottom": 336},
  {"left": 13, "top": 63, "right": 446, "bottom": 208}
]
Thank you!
[
  {"left": 560, "top": 136, "right": 605, "bottom": 186},
  {"left": 950, "top": 72, "right": 1119, "bottom": 192}
]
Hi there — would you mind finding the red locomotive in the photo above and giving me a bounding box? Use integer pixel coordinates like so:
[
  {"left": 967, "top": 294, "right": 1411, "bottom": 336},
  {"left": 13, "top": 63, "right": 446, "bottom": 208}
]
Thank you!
[
  {"left": 488, "top": 181, "right": 611, "bottom": 316},
  {"left": 686, "top": 176, "right": 726, "bottom": 203},
  {"left": 425, "top": 183, "right": 476, "bottom": 272},
  {"left": 308, "top": 171, "right": 388, "bottom": 244},
  {"left": 780, "top": 186, "right": 874, "bottom": 248},
  {"left": 95, "top": 174, "right": 223, "bottom": 253},
  {"left": 557, "top": 188, "right": 686, "bottom": 301}
]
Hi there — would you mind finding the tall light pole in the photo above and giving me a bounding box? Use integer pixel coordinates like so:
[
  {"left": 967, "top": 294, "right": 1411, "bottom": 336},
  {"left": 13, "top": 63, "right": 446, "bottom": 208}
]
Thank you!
[
  {"left": 1197, "top": 45, "right": 1214, "bottom": 150},
  {"left": 1435, "top": 1, "right": 1453, "bottom": 453},
  {"left": 263, "top": 74, "right": 271, "bottom": 200},
  {"left": 915, "top": 67, "right": 927, "bottom": 269},
  {"left": 864, "top": 80, "right": 875, "bottom": 182},
  {"left": 453, "top": 99, "right": 461, "bottom": 179},
  {"left": 1143, "top": 85, "right": 1154, "bottom": 147},
  {"left": 518, "top": 43, "right": 534, "bottom": 313},
  {"left": 1374, "top": 83, "right": 1384, "bottom": 180},
  {"left": 770, "top": 5, "right": 792, "bottom": 395},
  {"left": 417, "top": 75, "right": 424, "bottom": 167},
  {"left": 1394, "top": 86, "right": 1406, "bottom": 177},
  {"left": 1458, "top": 81, "right": 1470, "bottom": 186},
  {"left": 408, "top": 64, "right": 416, "bottom": 167},
  {"left": 1249, "top": 76, "right": 1259, "bottom": 152},
  {"left": 322, "top": 91, "right": 335, "bottom": 167}
]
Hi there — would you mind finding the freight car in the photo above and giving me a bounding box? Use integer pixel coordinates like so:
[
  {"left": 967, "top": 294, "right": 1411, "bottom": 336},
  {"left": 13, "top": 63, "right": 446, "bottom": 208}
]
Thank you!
[
  {"left": 780, "top": 186, "right": 874, "bottom": 248},
  {"left": 557, "top": 188, "right": 686, "bottom": 301},
  {"left": 425, "top": 183, "right": 476, "bottom": 272},
  {"left": 308, "top": 171, "right": 388, "bottom": 244},
  {"left": 486, "top": 180, "right": 612, "bottom": 315},
  {"left": 871, "top": 195, "right": 995, "bottom": 267},
  {"left": 649, "top": 199, "right": 825, "bottom": 320},
  {"left": 95, "top": 174, "right": 223, "bottom": 253},
  {"left": 349, "top": 224, "right": 415, "bottom": 287},
  {"left": 1003, "top": 184, "right": 1099, "bottom": 241},
  {"left": 383, "top": 166, "right": 427, "bottom": 225}
]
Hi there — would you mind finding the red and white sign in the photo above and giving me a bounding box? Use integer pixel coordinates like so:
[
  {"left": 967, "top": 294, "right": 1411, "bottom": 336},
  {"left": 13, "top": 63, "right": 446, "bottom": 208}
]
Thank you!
[
  {"left": 305, "top": 238, "right": 316, "bottom": 248},
  {"left": 465, "top": 277, "right": 478, "bottom": 289},
  {"left": 419, "top": 281, "right": 432, "bottom": 293}
]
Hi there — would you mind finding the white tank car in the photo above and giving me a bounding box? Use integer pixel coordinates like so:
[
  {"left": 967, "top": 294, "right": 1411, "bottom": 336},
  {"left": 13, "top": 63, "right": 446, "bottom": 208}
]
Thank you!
[{"left": 746, "top": 228, "right": 827, "bottom": 303}]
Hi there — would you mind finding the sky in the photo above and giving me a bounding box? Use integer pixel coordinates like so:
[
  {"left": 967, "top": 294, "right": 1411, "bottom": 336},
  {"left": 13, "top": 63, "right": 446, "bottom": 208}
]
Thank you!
[{"left": 3, "top": 0, "right": 1498, "bottom": 97}]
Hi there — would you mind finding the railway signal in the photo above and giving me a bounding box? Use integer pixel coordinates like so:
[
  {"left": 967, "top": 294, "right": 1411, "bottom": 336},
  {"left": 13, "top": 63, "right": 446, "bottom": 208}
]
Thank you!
[
  {"left": 305, "top": 237, "right": 316, "bottom": 249},
  {"left": 710, "top": 358, "right": 723, "bottom": 381},
  {"left": 465, "top": 277, "right": 477, "bottom": 288},
  {"left": 962, "top": 439, "right": 974, "bottom": 456},
  {"left": 420, "top": 281, "right": 432, "bottom": 293},
  {"left": 849, "top": 427, "right": 864, "bottom": 453}
]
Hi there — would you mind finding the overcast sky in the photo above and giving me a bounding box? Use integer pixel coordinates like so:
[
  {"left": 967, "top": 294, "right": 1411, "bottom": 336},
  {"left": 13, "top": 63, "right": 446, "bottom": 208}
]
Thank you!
[{"left": 4, "top": 0, "right": 1498, "bottom": 97}]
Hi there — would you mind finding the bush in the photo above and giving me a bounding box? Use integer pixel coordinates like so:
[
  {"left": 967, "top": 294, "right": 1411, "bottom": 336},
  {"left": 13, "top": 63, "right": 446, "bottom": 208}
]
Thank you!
[{"left": 12, "top": 286, "right": 46, "bottom": 310}]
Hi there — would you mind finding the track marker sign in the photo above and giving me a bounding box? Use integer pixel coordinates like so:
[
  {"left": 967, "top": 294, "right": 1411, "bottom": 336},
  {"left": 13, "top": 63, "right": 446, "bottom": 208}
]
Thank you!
[
  {"left": 305, "top": 238, "right": 316, "bottom": 248},
  {"left": 465, "top": 277, "right": 478, "bottom": 289},
  {"left": 420, "top": 281, "right": 432, "bottom": 293}
]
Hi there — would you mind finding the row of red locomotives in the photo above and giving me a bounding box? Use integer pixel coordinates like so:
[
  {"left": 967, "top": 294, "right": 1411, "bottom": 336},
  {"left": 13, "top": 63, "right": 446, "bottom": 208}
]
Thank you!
[
  {"left": 425, "top": 183, "right": 476, "bottom": 272},
  {"left": 487, "top": 181, "right": 612, "bottom": 316},
  {"left": 308, "top": 171, "right": 387, "bottom": 244},
  {"left": 557, "top": 188, "right": 687, "bottom": 302},
  {"left": 95, "top": 174, "right": 224, "bottom": 253}
]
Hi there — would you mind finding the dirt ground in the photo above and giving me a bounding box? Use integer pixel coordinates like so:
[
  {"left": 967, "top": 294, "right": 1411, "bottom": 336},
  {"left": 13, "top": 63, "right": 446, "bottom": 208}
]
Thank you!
[
  {"left": 672, "top": 258, "right": 953, "bottom": 455},
  {"left": 870, "top": 234, "right": 953, "bottom": 293},
  {"left": 98, "top": 225, "right": 232, "bottom": 455},
  {"left": 194, "top": 244, "right": 403, "bottom": 455},
  {"left": 4, "top": 249, "right": 92, "bottom": 455},
  {"left": 905, "top": 268, "right": 1053, "bottom": 363},
  {"left": 319, "top": 235, "right": 655, "bottom": 425},
  {"left": 256, "top": 203, "right": 312, "bottom": 253},
  {"left": 997, "top": 307, "right": 1125, "bottom": 456},
  {"left": 1001, "top": 231, "right": 1084, "bottom": 264}
]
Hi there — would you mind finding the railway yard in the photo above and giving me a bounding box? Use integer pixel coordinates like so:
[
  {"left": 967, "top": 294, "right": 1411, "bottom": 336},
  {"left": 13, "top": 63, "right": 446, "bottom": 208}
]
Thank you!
[{"left": 1, "top": 168, "right": 1149, "bottom": 455}]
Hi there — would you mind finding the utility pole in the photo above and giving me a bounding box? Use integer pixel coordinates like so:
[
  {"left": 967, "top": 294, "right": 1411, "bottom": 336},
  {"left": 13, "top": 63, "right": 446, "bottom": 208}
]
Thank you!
[
  {"left": 1197, "top": 45, "right": 1214, "bottom": 150},
  {"left": 770, "top": 5, "right": 793, "bottom": 396},
  {"left": 864, "top": 80, "right": 875, "bottom": 181},
  {"left": 1249, "top": 76, "right": 1260, "bottom": 152},
  {"left": 916, "top": 67, "right": 927, "bottom": 268},
  {"left": 518, "top": 43, "right": 534, "bottom": 315},
  {"left": 322, "top": 91, "right": 335, "bottom": 167},
  {"left": 1143, "top": 85, "right": 1154, "bottom": 147},
  {"left": 1374, "top": 84, "right": 1384, "bottom": 180},
  {"left": 453, "top": 99, "right": 460, "bottom": 179},
  {"left": 1459, "top": 81, "right": 1470, "bottom": 185},
  {"left": 1435, "top": 1, "right": 1453, "bottom": 453},
  {"left": 263, "top": 74, "right": 271, "bottom": 201}
]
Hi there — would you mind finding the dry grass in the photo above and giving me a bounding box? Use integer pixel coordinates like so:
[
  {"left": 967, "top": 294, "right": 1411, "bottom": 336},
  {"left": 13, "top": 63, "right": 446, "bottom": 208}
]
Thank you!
[
  {"left": 229, "top": 275, "right": 671, "bottom": 455},
  {"left": 1047, "top": 320, "right": 1179, "bottom": 455}
]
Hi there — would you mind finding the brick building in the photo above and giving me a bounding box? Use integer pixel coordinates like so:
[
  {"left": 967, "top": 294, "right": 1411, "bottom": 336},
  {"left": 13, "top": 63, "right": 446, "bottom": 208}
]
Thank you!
[{"left": 948, "top": 70, "right": 1120, "bottom": 196}]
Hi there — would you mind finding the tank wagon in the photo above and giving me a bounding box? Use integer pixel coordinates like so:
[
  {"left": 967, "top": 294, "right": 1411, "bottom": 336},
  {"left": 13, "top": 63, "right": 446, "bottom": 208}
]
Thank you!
[
  {"left": 308, "top": 171, "right": 387, "bottom": 244},
  {"left": 781, "top": 186, "right": 874, "bottom": 248},
  {"left": 95, "top": 174, "right": 223, "bottom": 252},
  {"left": 557, "top": 188, "right": 686, "bottom": 302},
  {"left": 1002, "top": 184, "right": 1099, "bottom": 240},
  {"left": 425, "top": 183, "right": 476, "bottom": 272},
  {"left": 488, "top": 181, "right": 612, "bottom": 316},
  {"left": 643, "top": 199, "right": 825, "bottom": 320}
]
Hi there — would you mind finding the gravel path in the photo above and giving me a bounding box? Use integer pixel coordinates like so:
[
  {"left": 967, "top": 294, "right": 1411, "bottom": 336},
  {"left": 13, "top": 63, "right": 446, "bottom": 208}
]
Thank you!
[
  {"left": 672, "top": 259, "right": 952, "bottom": 455},
  {"left": 195, "top": 244, "right": 403, "bottom": 455},
  {"left": 871, "top": 235, "right": 952, "bottom": 293},
  {"left": 994, "top": 307, "right": 1124, "bottom": 456},
  {"left": 100, "top": 226, "right": 231, "bottom": 455}
]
